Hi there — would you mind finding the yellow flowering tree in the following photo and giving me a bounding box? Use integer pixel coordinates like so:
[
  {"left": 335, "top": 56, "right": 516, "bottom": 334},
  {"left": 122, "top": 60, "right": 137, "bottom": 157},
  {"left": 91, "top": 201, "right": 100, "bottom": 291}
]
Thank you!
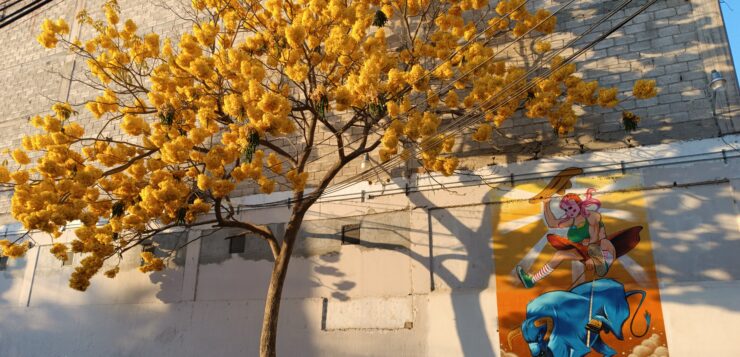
[{"left": 3, "top": 0, "right": 657, "bottom": 355}]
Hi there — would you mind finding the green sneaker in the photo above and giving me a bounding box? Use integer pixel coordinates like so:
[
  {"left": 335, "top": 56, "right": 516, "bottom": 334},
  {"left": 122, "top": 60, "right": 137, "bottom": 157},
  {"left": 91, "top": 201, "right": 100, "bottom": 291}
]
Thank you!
[
  {"left": 588, "top": 243, "right": 608, "bottom": 277},
  {"left": 516, "top": 265, "right": 535, "bottom": 288}
]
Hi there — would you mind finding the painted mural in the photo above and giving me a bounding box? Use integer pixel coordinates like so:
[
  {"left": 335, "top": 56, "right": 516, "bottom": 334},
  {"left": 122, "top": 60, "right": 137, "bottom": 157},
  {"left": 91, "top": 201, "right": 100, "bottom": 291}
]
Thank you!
[{"left": 492, "top": 169, "right": 669, "bottom": 357}]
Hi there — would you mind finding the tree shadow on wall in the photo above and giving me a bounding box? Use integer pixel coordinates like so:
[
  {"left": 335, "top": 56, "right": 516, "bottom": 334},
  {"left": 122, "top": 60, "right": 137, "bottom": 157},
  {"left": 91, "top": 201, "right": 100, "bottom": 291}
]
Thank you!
[
  {"left": 306, "top": 176, "right": 497, "bottom": 356},
  {"left": 407, "top": 184, "right": 497, "bottom": 356},
  {"left": 459, "top": 0, "right": 736, "bottom": 165}
]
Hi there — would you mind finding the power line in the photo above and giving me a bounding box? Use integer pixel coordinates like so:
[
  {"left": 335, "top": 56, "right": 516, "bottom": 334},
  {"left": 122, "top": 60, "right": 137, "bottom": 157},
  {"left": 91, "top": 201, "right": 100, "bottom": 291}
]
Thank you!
[
  {"left": 255, "top": 0, "right": 538, "bottom": 183},
  {"left": 235, "top": 149, "right": 738, "bottom": 210},
  {"left": 9, "top": 147, "right": 732, "bottom": 235},
  {"left": 306, "top": 0, "right": 599, "bottom": 198},
  {"left": 317, "top": 0, "right": 651, "bottom": 200},
  {"left": 237, "top": 0, "right": 618, "bottom": 206},
  {"left": 236, "top": 0, "right": 659, "bottom": 209}
]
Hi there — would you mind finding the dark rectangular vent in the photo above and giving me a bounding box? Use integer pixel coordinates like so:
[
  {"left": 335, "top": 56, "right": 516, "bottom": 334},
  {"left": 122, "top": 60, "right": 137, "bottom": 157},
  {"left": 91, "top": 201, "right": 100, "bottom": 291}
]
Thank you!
[
  {"left": 341, "top": 224, "right": 361, "bottom": 245},
  {"left": 228, "top": 235, "right": 246, "bottom": 254}
]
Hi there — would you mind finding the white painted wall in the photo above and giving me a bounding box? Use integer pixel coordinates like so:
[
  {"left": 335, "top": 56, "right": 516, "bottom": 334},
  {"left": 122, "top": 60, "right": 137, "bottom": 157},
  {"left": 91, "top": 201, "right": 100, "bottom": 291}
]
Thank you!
[{"left": 0, "top": 135, "right": 739, "bottom": 356}]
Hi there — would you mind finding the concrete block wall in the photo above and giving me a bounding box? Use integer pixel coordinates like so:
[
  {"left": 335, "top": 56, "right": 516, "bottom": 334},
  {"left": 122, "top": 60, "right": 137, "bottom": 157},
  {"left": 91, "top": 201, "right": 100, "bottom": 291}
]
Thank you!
[
  {"left": 449, "top": 0, "right": 740, "bottom": 168},
  {"left": 0, "top": 134, "right": 737, "bottom": 356},
  {"left": 1, "top": 0, "right": 738, "bottom": 200}
]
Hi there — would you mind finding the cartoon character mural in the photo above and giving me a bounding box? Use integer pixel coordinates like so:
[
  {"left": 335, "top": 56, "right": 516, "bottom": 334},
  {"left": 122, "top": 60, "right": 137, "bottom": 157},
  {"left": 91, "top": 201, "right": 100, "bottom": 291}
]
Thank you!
[{"left": 492, "top": 169, "right": 669, "bottom": 357}]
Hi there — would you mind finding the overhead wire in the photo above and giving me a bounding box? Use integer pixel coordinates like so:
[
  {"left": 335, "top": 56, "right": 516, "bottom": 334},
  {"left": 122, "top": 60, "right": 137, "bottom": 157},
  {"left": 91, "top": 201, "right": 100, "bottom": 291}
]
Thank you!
[
  {"left": 238, "top": 0, "right": 658, "bottom": 209},
  {"left": 255, "top": 0, "right": 536, "bottom": 183},
  {"left": 238, "top": 149, "right": 739, "bottom": 210},
  {"left": 315, "top": 0, "right": 649, "bottom": 200},
  {"left": 311, "top": 1, "right": 631, "bottom": 198},
  {"left": 239, "top": 0, "right": 626, "bottom": 207},
  {"left": 259, "top": 0, "right": 583, "bottom": 195}
]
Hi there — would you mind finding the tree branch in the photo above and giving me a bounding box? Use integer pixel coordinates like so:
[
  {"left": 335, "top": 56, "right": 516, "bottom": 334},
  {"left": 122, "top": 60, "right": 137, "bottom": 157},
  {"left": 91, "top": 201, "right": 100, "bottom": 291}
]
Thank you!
[
  {"left": 215, "top": 198, "right": 280, "bottom": 259},
  {"left": 102, "top": 149, "right": 158, "bottom": 176},
  {"left": 260, "top": 138, "right": 297, "bottom": 165}
]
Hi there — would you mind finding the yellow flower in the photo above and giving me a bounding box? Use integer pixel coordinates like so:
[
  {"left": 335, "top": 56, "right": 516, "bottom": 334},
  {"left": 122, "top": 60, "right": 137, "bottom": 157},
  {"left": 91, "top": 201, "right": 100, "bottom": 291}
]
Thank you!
[
  {"left": 258, "top": 176, "right": 275, "bottom": 194},
  {"left": 139, "top": 251, "right": 164, "bottom": 273},
  {"left": 104, "top": 4, "right": 119, "bottom": 25},
  {"left": 0, "top": 240, "right": 29, "bottom": 258},
  {"left": 192, "top": 0, "right": 206, "bottom": 10},
  {"left": 285, "top": 169, "right": 308, "bottom": 192},
  {"left": 286, "top": 62, "right": 309, "bottom": 83},
  {"left": 37, "top": 18, "right": 69, "bottom": 48},
  {"left": 334, "top": 87, "right": 352, "bottom": 110},
  {"left": 534, "top": 41, "right": 551, "bottom": 54},
  {"left": 104, "top": 267, "right": 120, "bottom": 278},
  {"left": 194, "top": 21, "right": 218, "bottom": 47},
  {"left": 223, "top": 94, "right": 244, "bottom": 119},
  {"left": 285, "top": 23, "right": 306, "bottom": 49},
  {"left": 633, "top": 79, "right": 657, "bottom": 99},
  {"left": 441, "top": 157, "right": 459, "bottom": 176},
  {"left": 210, "top": 179, "right": 235, "bottom": 198},
  {"left": 433, "top": 62, "right": 454, "bottom": 80},
  {"left": 472, "top": 123, "right": 492, "bottom": 141},
  {"left": 597, "top": 88, "right": 619, "bottom": 108},
  {"left": 121, "top": 114, "right": 150, "bottom": 136},
  {"left": 144, "top": 33, "right": 160, "bottom": 56},
  {"left": 12, "top": 149, "right": 30, "bottom": 165},
  {"left": 63, "top": 122, "right": 85, "bottom": 138},
  {"left": 406, "top": 64, "right": 429, "bottom": 92},
  {"left": 442, "top": 136, "right": 456, "bottom": 152},
  {"left": 50, "top": 243, "right": 69, "bottom": 262},
  {"left": 444, "top": 91, "right": 459, "bottom": 108},
  {"left": 161, "top": 136, "right": 194, "bottom": 164},
  {"left": 267, "top": 153, "right": 282, "bottom": 174},
  {"left": 52, "top": 102, "right": 74, "bottom": 120},
  {"left": 11, "top": 170, "right": 29, "bottom": 184},
  {"left": 0, "top": 166, "right": 10, "bottom": 182},
  {"left": 470, "top": 0, "right": 487, "bottom": 9},
  {"left": 534, "top": 9, "right": 557, "bottom": 34},
  {"left": 123, "top": 19, "right": 137, "bottom": 34}
]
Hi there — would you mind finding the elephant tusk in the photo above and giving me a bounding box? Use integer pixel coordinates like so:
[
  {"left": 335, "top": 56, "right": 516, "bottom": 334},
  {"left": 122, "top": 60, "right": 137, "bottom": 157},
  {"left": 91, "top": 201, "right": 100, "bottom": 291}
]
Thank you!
[
  {"left": 533, "top": 317, "right": 554, "bottom": 342},
  {"left": 507, "top": 328, "right": 523, "bottom": 350}
]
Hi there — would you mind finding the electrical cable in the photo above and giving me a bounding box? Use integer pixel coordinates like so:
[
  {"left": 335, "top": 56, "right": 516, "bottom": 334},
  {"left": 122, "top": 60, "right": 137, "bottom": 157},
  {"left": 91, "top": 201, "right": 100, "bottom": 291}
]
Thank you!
[
  {"left": 235, "top": 149, "right": 738, "bottom": 209},
  {"left": 315, "top": 0, "right": 648, "bottom": 200},
  {"left": 255, "top": 0, "right": 539, "bottom": 182},
  {"left": 236, "top": 0, "right": 642, "bottom": 208},
  {"left": 296, "top": 0, "right": 605, "bottom": 199},
  {"left": 230, "top": 0, "right": 657, "bottom": 210}
]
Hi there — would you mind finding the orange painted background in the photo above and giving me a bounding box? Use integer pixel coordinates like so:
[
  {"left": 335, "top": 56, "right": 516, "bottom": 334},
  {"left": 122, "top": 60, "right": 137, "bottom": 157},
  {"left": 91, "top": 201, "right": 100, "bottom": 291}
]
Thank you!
[{"left": 491, "top": 174, "right": 669, "bottom": 357}]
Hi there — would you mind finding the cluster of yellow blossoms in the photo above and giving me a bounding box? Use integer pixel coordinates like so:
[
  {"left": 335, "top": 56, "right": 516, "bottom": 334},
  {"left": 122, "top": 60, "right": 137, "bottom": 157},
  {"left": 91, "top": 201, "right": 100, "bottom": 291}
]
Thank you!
[
  {"left": 633, "top": 79, "right": 658, "bottom": 99},
  {"left": 37, "top": 18, "right": 69, "bottom": 48},
  {"left": 139, "top": 252, "right": 164, "bottom": 273},
  {"left": 3, "top": 0, "right": 658, "bottom": 291},
  {"left": 0, "top": 240, "right": 29, "bottom": 258}
]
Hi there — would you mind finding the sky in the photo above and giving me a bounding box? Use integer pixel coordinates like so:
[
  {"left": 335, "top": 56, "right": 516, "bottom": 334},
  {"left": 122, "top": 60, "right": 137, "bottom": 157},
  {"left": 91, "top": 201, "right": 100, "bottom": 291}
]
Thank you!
[{"left": 721, "top": 1, "right": 740, "bottom": 83}]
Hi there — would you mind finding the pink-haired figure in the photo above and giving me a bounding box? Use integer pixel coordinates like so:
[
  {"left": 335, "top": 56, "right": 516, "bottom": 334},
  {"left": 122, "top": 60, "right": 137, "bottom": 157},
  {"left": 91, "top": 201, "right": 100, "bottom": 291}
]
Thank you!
[{"left": 517, "top": 188, "right": 616, "bottom": 288}]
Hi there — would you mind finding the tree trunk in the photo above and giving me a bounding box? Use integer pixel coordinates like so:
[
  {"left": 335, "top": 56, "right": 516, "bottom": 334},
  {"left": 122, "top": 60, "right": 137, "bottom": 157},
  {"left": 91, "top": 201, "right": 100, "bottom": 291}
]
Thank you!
[{"left": 259, "top": 219, "right": 301, "bottom": 357}]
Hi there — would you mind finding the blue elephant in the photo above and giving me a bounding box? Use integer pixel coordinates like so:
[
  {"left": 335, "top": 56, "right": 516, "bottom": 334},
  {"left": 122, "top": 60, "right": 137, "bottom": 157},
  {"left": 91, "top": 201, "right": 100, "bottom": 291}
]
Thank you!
[{"left": 515, "top": 278, "right": 651, "bottom": 357}]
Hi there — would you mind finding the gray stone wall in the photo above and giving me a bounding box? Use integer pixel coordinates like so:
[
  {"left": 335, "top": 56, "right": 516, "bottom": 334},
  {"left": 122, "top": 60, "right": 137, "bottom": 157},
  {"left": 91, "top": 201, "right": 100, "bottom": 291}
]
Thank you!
[
  {"left": 198, "top": 210, "right": 411, "bottom": 264},
  {"left": 449, "top": 0, "right": 740, "bottom": 168},
  {"left": 0, "top": 0, "right": 737, "bottom": 201}
]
